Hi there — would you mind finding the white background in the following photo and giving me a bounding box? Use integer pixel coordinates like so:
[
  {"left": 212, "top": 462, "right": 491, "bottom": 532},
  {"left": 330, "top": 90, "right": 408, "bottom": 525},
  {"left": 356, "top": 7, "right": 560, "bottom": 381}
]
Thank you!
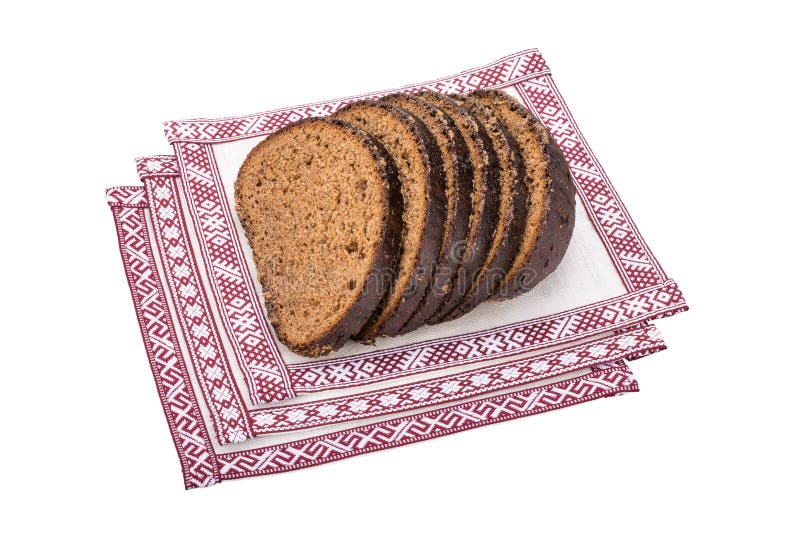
[{"left": 2, "top": 1, "right": 798, "bottom": 532}]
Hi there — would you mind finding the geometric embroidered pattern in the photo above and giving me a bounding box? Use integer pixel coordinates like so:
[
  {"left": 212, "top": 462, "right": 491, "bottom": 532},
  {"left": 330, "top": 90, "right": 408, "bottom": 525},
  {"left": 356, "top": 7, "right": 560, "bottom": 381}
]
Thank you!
[
  {"left": 109, "top": 195, "right": 641, "bottom": 487},
  {"left": 115, "top": 187, "right": 660, "bottom": 432},
  {"left": 287, "top": 282, "right": 683, "bottom": 392},
  {"left": 218, "top": 362, "right": 638, "bottom": 480},
  {"left": 251, "top": 326, "right": 662, "bottom": 433},
  {"left": 105, "top": 185, "right": 147, "bottom": 207},
  {"left": 164, "top": 49, "right": 549, "bottom": 143},
  {"left": 514, "top": 77, "right": 665, "bottom": 289},
  {"left": 113, "top": 183, "right": 663, "bottom": 437},
  {"left": 108, "top": 198, "right": 219, "bottom": 488},
  {"left": 140, "top": 171, "right": 254, "bottom": 444},
  {"left": 137, "top": 156, "right": 294, "bottom": 406},
  {"left": 165, "top": 147, "right": 295, "bottom": 405},
  {"left": 134, "top": 154, "right": 179, "bottom": 175},
  {"left": 143, "top": 149, "right": 685, "bottom": 395}
]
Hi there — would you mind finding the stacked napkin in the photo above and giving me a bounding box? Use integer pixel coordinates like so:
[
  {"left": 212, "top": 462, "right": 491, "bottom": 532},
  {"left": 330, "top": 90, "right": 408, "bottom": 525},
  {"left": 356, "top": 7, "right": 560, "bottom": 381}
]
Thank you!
[{"left": 106, "top": 49, "right": 686, "bottom": 489}]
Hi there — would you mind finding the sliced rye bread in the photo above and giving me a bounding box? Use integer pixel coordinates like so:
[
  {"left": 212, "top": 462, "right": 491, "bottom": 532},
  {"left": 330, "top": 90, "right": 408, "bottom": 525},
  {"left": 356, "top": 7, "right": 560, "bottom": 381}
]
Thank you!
[
  {"left": 235, "top": 117, "right": 403, "bottom": 356},
  {"left": 334, "top": 101, "right": 446, "bottom": 340},
  {"left": 379, "top": 93, "right": 474, "bottom": 332},
  {"left": 416, "top": 91, "right": 501, "bottom": 324},
  {"left": 441, "top": 95, "right": 529, "bottom": 320},
  {"left": 469, "top": 89, "right": 576, "bottom": 299}
]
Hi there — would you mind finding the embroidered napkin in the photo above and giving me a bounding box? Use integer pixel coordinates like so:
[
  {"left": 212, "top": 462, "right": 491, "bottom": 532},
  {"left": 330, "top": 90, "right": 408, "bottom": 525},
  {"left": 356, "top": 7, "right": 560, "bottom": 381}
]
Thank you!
[
  {"left": 107, "top": 49, "right": 686, "bottom": 488},
  {"left": 106, "top": 193, "right": 647, "bottom": 486}
]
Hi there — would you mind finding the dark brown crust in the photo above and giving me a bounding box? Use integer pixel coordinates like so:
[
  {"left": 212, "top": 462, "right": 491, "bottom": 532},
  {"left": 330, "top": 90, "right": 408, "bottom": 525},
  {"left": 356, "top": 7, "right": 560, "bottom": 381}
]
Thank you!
[
  {"left": 416, "top": 91, "right": 500, "bottom": 324},
  {"left": 379, "top": 93, "right": 474, "bottom": 332},
  {"left": 469, "top": 90, "right": 576, "bottom": 300},
  {"left": 334, "top": 101, "right": 447, "bottom": 340},
  {"left": 234, "top": 117, "right": 403, "bottom": 356},
  {"left": 504, "top": 134, "right": 575, "bottom": 297},
  {"left": 442, "top": 95, "right": 528, "bottom": 320}
]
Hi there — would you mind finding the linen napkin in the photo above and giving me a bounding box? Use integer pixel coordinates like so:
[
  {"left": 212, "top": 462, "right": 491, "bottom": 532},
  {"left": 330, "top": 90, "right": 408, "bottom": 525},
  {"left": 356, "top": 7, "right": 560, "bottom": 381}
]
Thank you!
[{"left": 106, "top": 49, "right": 685, "bottom": 488}]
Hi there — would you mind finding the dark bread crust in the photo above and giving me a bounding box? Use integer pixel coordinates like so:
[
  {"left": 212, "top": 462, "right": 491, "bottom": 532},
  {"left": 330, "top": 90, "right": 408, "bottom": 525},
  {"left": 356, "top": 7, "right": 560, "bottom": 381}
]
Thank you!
[
  {"left": 379, "top": 93, "right": 474, "bottom": 332},
  {"left": 416, "top": 91, "right": 500, "bottom": 324},
  {"left": 235, "top": 117, "right": 403, "bottom": 356},
  {"left": 334, "top": 101, "right": 447, "bottom": 340},
  {"left": 469, "top": 90, "right": 576, "bottom": 300},
  {"left": 442, "top": 95, "right": 528, "bottom": 320},
  {"left": 504, "top": 133, "right": 575, "bottom": 297}
]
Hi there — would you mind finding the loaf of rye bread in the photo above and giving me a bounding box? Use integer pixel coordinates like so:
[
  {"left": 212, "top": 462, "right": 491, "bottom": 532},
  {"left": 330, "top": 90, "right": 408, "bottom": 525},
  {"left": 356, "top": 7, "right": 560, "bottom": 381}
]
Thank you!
[{"left": 235, "top": 90, "right": 575, "bottom": 357}]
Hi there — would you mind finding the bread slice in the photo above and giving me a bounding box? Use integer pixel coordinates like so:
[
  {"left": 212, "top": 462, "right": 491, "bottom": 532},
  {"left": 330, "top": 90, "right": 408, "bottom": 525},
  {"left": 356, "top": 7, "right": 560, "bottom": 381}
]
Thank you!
[
  {"left": 441, "top": 95, "right": 528, "bottom": 320},
  {"left": 469, "top": 89, "right": 576, "bottom": 299},
  {"left": 379, "top": 93, "right": 474, "bottom": 332},
  {"left": 416, "top": 91, "right": 500, "bottom": 324},
  {"left": 235, "top": 117, "right": 402, "bottom": 357},
  {"left": 334, "top": 101, "right": 446, "bottom": 339}
]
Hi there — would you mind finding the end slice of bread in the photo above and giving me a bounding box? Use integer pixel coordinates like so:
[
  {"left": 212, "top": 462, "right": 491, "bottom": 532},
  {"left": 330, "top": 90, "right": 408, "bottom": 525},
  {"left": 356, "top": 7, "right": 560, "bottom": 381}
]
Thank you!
[{"left": 235, "top": 117, "right": 402, "bottom": 356}]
